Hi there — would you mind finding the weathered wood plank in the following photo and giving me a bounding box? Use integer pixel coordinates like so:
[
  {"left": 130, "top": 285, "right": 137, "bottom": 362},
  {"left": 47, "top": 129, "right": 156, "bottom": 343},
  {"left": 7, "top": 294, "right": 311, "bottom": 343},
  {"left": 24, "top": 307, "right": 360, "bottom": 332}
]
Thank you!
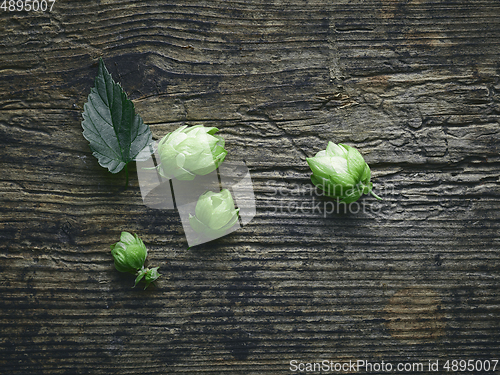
[{"left": 1, "top": 0, "right": 500, "bottom": 374}]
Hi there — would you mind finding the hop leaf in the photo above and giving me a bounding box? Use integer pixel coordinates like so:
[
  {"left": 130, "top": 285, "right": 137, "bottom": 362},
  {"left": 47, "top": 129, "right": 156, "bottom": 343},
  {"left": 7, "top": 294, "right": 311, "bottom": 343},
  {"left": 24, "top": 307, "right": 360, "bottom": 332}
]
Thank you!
[{"left": 81, "top": 59, "right": 153, "bottom": 183}]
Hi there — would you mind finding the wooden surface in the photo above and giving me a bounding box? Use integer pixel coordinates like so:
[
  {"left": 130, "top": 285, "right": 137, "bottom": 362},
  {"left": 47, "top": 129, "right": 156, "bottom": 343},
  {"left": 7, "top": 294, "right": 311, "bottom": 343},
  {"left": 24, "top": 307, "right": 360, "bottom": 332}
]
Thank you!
[{"left": 1, "top": 0, "right": 500, "bottom": 374}]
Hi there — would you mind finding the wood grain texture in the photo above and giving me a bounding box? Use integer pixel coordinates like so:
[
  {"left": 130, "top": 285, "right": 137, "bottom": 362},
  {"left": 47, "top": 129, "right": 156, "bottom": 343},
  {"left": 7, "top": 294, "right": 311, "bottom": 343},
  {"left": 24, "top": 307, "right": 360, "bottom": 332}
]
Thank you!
[{"left": 1, "top": 0, "right": 499, "bottom": 374}]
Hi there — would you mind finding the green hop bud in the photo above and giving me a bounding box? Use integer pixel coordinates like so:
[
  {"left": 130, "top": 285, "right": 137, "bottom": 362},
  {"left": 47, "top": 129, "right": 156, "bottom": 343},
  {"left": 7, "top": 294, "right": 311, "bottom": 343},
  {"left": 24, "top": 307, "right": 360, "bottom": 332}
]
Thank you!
[
  {"left": 157, "top": 125, "right": 227, "bottom": 180},
  {"left": 306, "top": 142, "right": 382, "bottom": 203},
  {"left": 110, "top": 232, "right": 147, "bottom": 273},
  {"left": 189, "top": 189, "right": 240, "bottom": 239},
  {"left": 134, "top": 267, "right": 161, "bottom": 290}
]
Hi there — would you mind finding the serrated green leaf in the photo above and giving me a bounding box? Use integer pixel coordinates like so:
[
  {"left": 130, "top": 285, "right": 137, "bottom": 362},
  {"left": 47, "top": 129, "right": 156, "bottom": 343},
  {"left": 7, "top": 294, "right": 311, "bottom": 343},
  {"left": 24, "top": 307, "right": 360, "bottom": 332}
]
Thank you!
[{"left": 81, "top": 59, "right": 153, "bottom": 175}]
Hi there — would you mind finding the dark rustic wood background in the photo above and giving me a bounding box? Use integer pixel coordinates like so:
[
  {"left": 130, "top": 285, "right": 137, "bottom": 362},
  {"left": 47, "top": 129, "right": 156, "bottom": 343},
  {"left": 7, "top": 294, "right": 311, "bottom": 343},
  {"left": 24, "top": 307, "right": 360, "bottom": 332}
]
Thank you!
[{"left": 1, "top": 0, "right": 500, "bottom": 374}]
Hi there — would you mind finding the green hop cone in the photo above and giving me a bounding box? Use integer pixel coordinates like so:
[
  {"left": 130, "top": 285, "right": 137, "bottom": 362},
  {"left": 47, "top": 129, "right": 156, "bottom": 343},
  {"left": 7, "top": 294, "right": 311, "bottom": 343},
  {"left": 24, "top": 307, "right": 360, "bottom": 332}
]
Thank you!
[
  {"left": 110, "top": 232, "right": 161, "bottom": 289},
  {"left": 157, "top": 125, "right": 227, "bottom": 180},
  {"left": 110, "top": 232, "right": 147, "bottom": 273},
  {"left": 189, "top": 189, "right": 240, "bottom": 240},
  {"left": 306, "top": 142, "right": 382, "bottom": 203}
]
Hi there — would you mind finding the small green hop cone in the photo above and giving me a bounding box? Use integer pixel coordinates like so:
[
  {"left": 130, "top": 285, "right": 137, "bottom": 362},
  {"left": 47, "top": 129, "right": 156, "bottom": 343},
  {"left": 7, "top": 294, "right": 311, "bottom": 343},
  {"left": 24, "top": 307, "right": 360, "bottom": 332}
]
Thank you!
[
  {"left": 134, "top": 267, "right": 161, "bottom": 290},
  {"left": 189, "top": 189, "right": 240, "bottom": 243},
  {"left": 110, "top": 232, "right": 147, "bottom": 273},
  {"left": 157, "top": 125, "right": 227, "bottom": 180},
  {"left": 306, "top": 142, "right": 382, "bottom": 203},
  {"left": 110, "top": 232, "right": 161, "bottom": 289},
  {"left": 144, "top": 267, "right": 161, "bottom": 290}
]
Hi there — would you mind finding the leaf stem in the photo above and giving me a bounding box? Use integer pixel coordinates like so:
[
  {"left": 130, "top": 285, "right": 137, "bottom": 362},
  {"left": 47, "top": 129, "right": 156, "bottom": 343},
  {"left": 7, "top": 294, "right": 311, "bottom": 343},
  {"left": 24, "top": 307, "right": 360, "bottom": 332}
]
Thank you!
[
  {"left": 124, "top": 163, "right": 129, "bottom": 189},
  {"left": 370, "top": 189, "right": 383, "bottom": 200}
]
